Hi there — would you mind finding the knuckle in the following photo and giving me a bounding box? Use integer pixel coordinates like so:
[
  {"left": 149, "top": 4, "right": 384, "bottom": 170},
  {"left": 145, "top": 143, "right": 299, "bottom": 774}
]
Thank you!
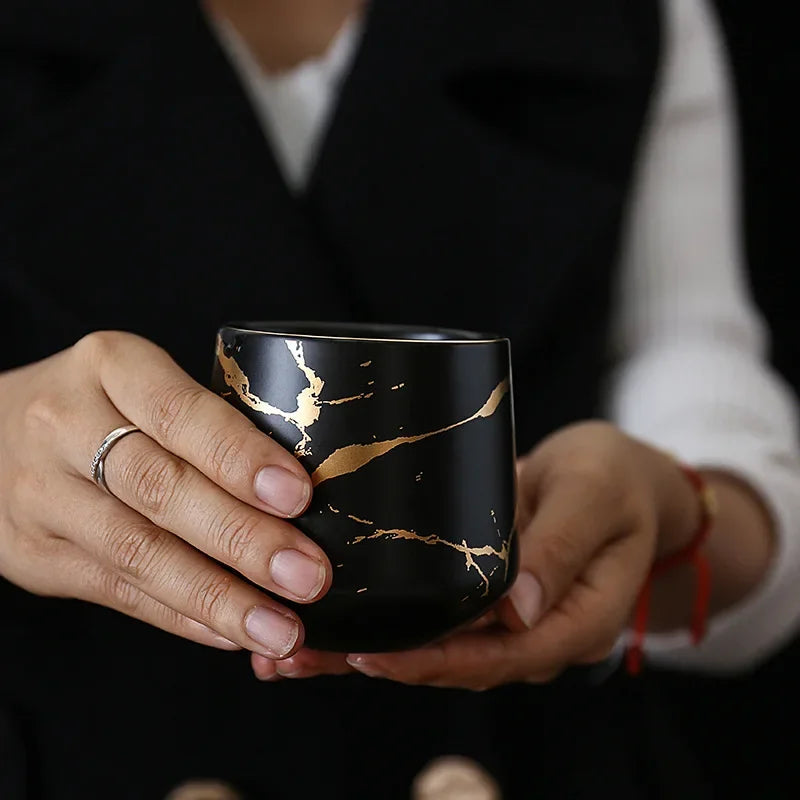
[
  {"left": 160, "top": 605, "right": 194, "bottom": 637},
  {"left": 205, "top": 425, "right": 254, "bottom": 484},
  {"left": 97, "top": 570, "right": 142, "bottom": 613},
  {"left": 105, "top": 521, "right": 167, "bottom": 582},
  {"left": 211, "top": 506, "right": 262, "bottom": 567},
  {"left": 149, "top": 382, "right": 205, "bottom": 444},
  {"left": 23, "top": 392, "right": 64, "bottom": 436},
  {"left": 122, "top": 448, "right": 188, "bottom": 517},
  {"left": 621, "top": 491, "right": 655, "bottom": 533},
  {"left": 73, "top": 330, "right": 125, "bottom": 364},
  {"left": 190, "top": 570, "right": 235, "bottom": 623},
  {"left": 13, "top": 525, "right": 52, "bottom": 564},
  {"left": 537, "top": 528, "right": 583, "bottom": 581},
  {"left": 567, "top": 457, "right": 618, "bottom": 500}
]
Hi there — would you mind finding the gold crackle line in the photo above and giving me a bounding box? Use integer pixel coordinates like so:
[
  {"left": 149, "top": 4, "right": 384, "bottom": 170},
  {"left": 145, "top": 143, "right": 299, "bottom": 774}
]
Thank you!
[
  {"left": 216, "top": 336, "right": 324, "bottom": 456},
  {"left": 311, "top": 379, "right": 509, "bottom": 486},
  {"left": 347, "top": 514, "right": 374, "bottom": 525},
  {"left": 323, "top": 392, "right": 374, "bottom": 405},
  {"left": 350, "top": 521, "right": 510, "bottom": 598},
  {"left": 217, "top": 338, "right": 378, "bottom": 457}
]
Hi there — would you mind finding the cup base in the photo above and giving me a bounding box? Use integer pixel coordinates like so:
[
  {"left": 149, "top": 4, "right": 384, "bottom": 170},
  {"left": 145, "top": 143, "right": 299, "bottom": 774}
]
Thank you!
[{"left": 290, "top": 577, "right": 515, "bottom": 653}]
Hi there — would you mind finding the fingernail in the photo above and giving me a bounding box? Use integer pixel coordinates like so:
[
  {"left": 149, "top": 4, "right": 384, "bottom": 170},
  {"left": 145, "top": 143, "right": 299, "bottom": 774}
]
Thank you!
[
  {"left": 244, "top": 607, "right": 300, "bottom": 658},
  {"left": 346, "top": 655, "right": 383, "bottom": 677},
  {"left": 508, "top": 571, "right": 544, "bottom": 629},
  {"left": 254, "top": 466, "right": 310, "bottom": 517},
  {"left": 271, "top": 549, "right": 327, "bottom": 600}
]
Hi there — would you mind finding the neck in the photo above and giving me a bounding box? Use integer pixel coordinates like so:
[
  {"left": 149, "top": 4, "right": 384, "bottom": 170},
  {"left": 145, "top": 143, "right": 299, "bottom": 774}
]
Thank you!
[{"left": 202, "top": 0, "right": 363, "bottom": 73}]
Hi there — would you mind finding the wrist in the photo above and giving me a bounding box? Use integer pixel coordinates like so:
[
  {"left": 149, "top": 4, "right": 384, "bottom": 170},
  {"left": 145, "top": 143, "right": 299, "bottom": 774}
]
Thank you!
[
  {"left": 643, "top": 445, "right": 703, "bottom": 560},
  {"left": 626, "top": 447, "right": 716, "bottom": 673}
]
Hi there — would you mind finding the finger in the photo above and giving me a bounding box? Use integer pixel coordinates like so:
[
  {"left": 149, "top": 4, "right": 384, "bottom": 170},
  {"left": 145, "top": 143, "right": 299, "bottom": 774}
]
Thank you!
[
  {"left": 251, "top": 650, "right": 355, "bottom": 680},
  {"left": 508, "top": 533, "right": 651, "bottom": 673},
  {"left": 493, "top": 572, "right": 544, "bottom": 633},
  {"left": 554, "top": 532, "right": 652, "bottom": 660},
  {"left": 346, "top": 630, "right": 527, "bottom": 691},
  {"left": 251, "top": 653, "right": 282, "bottom": 681},
  {"left": 509, "top": 503, "right": 654, "bottom": 666},
  {"left": 495, "top": 538, "right": 648, "bottom": 677},
  {"left": 62, "top": 410, "right": 331, "bottom": 604},
  {"left": 517, "top": 472, "right": 628, "bottom": 623},
  {"left": 273, "top": 649, "right": 354, "bottom": 679},
  {"left": 345, "top": 623, "right": 562, "bottom": 689},
  {"left": 55, "top": 475, "right": 305, "bottom": 659},
  {"left": 39, "top": 536, "right": 242, "bottom": 651},
  {"left": 75, "top": 332, "right": 312, "bottom": 518}
]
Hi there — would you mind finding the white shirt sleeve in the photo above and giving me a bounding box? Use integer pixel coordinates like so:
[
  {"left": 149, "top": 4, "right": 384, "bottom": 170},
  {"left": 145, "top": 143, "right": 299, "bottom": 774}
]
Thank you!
[{"left": 606, "top": 0, "right": 800, "bottom": 672}]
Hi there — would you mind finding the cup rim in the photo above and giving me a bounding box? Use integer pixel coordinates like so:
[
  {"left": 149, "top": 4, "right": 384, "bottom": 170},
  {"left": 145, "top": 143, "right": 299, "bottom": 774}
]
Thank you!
[{"left": 220, "top": 321, "right": 508, "bottom": 344}]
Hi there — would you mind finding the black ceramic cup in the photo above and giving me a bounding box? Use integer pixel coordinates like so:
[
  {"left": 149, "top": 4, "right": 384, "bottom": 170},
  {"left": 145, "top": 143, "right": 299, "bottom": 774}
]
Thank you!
[{"left": 211, "top": 321, "right": 519, "bottom": 652}]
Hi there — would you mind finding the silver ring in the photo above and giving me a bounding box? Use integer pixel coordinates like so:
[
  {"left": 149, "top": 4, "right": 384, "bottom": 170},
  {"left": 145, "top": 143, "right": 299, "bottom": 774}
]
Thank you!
[{"left": 90, "top": 424, "right": 142, "bottom": 494}]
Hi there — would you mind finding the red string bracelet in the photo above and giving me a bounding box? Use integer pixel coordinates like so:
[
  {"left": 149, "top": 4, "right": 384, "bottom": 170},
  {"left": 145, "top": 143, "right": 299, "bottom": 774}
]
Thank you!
[{"left": 625, "top": 462, "right": 717, "bottom": 676}]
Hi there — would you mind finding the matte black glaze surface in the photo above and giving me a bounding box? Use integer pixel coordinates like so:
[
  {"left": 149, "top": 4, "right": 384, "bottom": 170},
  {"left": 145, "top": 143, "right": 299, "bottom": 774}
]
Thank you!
[{"left": 211, "top": 322, "right": 518, "bottom": 651}]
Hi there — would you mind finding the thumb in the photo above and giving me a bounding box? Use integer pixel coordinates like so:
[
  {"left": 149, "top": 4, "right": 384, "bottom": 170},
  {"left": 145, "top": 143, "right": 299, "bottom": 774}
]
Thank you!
[{"left": 499, "top": 476, "right": 616, "bottom": 629}]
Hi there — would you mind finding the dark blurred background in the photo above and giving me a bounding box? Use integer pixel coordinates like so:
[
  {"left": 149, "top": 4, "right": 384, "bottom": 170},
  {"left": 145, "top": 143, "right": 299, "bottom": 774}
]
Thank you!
[{"left": 653, "top": 4, "right": 800, "bottom": 797}]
